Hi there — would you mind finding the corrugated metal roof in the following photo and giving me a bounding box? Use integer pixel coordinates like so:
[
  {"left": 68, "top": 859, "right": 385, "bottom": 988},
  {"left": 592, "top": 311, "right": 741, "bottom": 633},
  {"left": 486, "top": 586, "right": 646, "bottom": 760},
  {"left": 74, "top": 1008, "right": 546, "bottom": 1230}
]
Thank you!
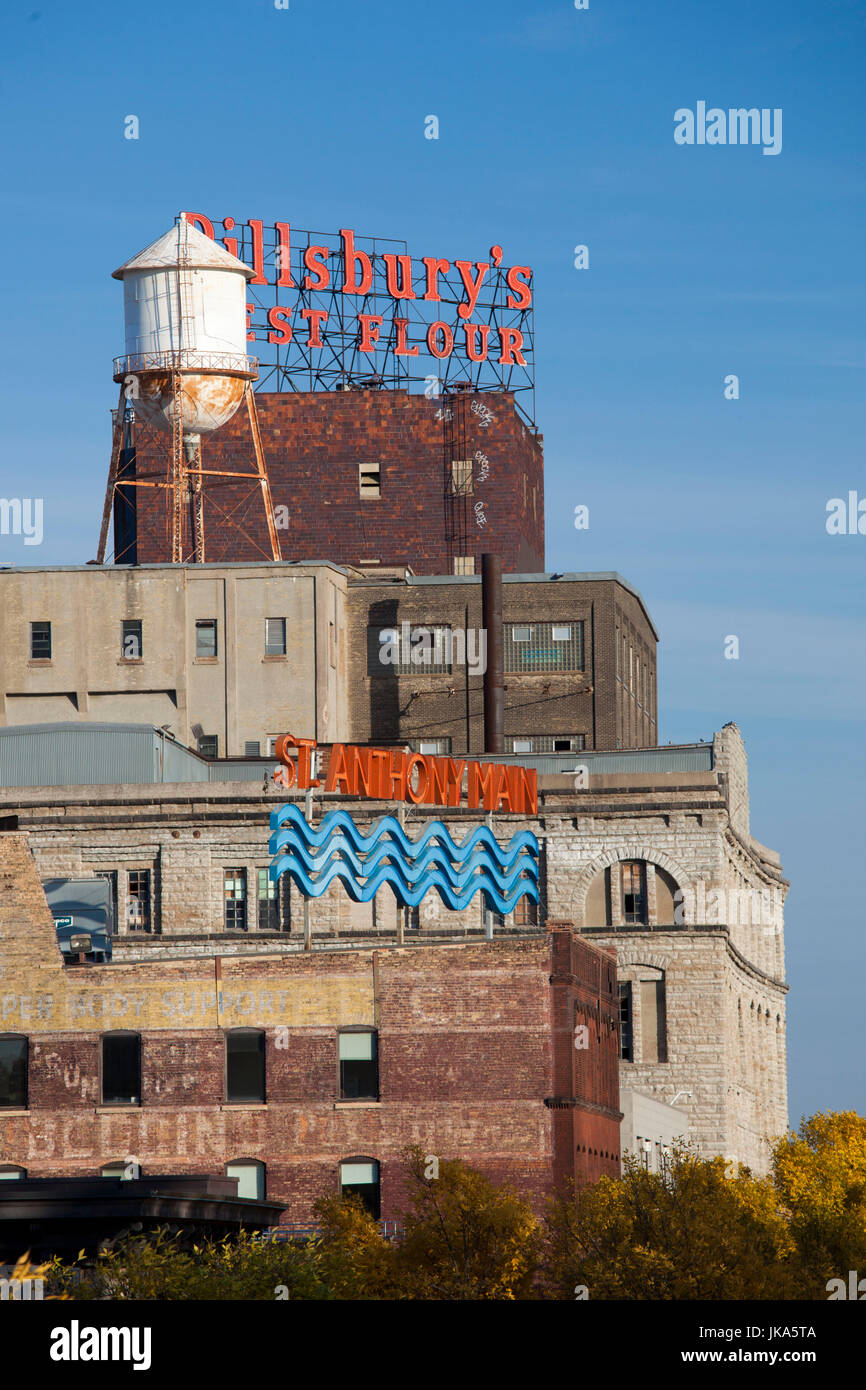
[
  {"left": 0, "top": 724, "right": 713, "bottom": 789},
  {"left": 112, "top": 219, "right": 255, "bottom": 281}
]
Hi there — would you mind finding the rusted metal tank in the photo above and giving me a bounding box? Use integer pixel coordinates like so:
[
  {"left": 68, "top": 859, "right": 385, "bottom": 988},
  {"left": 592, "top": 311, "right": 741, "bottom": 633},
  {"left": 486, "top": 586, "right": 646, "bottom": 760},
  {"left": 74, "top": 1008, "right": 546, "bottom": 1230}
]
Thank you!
[{"left": 111, "top": 217, "right": 256, "bottom": 441}]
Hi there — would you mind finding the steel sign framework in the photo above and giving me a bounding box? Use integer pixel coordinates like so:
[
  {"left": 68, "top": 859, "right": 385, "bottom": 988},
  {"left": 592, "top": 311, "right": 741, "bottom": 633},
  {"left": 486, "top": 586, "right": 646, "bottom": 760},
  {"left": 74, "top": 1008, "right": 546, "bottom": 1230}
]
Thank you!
[{"left": 183, "top": 214, "right": 535, "bottom": 421}]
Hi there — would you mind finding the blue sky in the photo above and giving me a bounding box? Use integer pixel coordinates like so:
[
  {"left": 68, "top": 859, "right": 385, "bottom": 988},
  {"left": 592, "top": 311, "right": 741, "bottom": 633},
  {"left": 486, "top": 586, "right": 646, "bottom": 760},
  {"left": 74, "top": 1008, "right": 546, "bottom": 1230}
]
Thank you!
[{"left": 0, "top": 0, "right": 863, "bottom": 1128}]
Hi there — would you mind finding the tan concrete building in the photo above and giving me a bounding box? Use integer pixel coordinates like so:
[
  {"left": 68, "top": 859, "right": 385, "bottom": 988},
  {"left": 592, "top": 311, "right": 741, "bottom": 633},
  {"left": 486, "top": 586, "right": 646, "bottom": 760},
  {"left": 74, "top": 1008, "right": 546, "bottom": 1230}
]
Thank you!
[{"left": 0, "top": 563, "right": 349, "bottom": 758}]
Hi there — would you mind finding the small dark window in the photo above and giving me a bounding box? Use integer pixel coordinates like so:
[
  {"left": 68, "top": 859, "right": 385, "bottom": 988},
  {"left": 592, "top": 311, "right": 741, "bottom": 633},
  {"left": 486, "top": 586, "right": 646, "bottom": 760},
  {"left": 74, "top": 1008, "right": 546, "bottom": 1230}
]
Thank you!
[
  {"left": 619, "top": 984, "right": 633, "bottom": 1062},
  {"left": 196, "top": 620, "right": 217, "bottom": 658},
  {"left": 339, "top": 1031, "right": 378, "bottom": 1100},
  {"left": 225, "top": 868, "right": 247, "bottom": 931},
  {"left": 121, "top": 619, "right": 142, "bottom": 660},
  {"left": 340, "top": 1159, "right": 380, "bottom": 1218},
  {"left": 226, "top": 1030, "right": 265, "bottom": 1103},
  {"left": 30, "top": 621, "right": 51, "bottom": 659},
  {"left": 405, "top": 905, "right": 420, "bottom": 932},
  {"left": 102, "top": 1033, "right": 141, "bottom": 1105},
  {"left": 265, "top": 618, "right": 286, "bottom": 656},
  {"left": 198, "top": 734, "right": 218, "bottom": 759},
  {"left": 0, "top": 1036, "right": 28, "bottom": 1108}
]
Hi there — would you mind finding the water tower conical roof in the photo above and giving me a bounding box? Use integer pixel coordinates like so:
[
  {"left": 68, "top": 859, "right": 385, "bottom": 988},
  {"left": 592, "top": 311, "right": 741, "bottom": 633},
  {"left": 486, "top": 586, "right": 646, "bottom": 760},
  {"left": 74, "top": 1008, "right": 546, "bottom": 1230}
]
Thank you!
[{"left": 112, "top": 218, "right": 256, "bottom": 280}]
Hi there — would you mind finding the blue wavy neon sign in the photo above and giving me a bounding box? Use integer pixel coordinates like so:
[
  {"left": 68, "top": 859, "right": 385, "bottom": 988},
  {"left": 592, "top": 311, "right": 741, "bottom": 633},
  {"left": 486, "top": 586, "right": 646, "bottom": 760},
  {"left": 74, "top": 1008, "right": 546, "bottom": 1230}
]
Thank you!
[{"left": 268, "top": 804, "right": 539, "bottom": 914}]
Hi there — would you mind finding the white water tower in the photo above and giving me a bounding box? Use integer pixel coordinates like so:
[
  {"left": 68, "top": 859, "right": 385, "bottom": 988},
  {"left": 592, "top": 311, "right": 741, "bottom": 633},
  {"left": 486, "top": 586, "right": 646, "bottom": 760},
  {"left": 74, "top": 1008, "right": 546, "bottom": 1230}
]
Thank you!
[{"left": 99, "top": 216, "right": 281, "bottom": 564}]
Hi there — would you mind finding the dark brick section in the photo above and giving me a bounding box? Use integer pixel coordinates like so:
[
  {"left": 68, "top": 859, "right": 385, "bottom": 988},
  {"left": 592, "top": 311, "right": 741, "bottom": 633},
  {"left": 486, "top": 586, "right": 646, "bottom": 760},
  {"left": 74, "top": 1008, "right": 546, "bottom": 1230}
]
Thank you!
[
  {"left": 347, "top": 574, "right": 658, "bottom": 752},
  {"left": 130, "top": 389, "right": 544, "bottom": 575},
  {"left": 10, "top": 931, "right": 620, "bottom": 1222}
]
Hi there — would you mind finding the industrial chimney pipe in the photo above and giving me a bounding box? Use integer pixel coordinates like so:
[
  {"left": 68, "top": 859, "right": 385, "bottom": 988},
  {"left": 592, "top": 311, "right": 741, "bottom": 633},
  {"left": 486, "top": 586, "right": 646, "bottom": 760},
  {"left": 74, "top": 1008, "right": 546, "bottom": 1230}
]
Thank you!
[{"left": 481, "top": 553, "right": 504, "bottom": 754}]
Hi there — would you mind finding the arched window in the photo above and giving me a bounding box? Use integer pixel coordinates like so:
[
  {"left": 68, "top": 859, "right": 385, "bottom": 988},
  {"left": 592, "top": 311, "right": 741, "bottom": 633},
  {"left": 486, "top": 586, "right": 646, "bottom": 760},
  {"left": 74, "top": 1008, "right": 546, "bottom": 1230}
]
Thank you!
[
  {"left": 584, "top": 860, "right": 681, "bottom": 929},
  {"left": 0, "top": 1035, "right": 28, "bottom": 1109},
  {"left": 340, "top": 1158, "right": 380, "bottom": 1219},
  {"left": 101, "top": 1032, "right": 141, "bottom": 1105},
  {"left": 226, "top": 1029, "right": 266, "bottom": 1104},
  {"left": 100, "top": 1159, "right": 141, "bottom": 1180},
  {"left": 226, "top": 1159, "right": 266, "bottom": 1201}
]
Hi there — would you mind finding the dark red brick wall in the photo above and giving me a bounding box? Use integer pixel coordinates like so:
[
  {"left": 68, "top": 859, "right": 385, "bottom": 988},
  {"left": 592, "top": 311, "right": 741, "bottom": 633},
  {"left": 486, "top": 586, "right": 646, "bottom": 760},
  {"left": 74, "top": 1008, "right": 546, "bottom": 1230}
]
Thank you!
[
  {"left": 128, "top": 389, "right": 545, "bottom": 574},
  {"left": 12, "top": 930, "right": 619, "bottom": 1224}
]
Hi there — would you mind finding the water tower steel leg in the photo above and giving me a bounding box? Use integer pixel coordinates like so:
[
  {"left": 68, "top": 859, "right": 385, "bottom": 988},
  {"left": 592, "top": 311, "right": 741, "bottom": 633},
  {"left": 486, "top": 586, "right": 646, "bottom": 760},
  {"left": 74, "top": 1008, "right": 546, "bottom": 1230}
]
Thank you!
[
  {"left": 96, "top": 382, "right": 129, "bottom": 564},
  {"left": 171, "top": 370, "right": 186, "bottom": 563},
  {"left": 245, "top": 383, "right": 282, "bottom": 561},
  {"left": 188, "top": 440, "right": 205, "bottom": 563}
]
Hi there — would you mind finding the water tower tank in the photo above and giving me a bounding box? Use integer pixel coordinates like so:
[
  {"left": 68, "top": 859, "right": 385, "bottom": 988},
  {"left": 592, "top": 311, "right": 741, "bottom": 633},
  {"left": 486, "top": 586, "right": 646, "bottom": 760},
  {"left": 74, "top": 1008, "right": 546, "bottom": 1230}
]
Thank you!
[{"left": 112, "top": 217, "right": 257, "bottom": 446}]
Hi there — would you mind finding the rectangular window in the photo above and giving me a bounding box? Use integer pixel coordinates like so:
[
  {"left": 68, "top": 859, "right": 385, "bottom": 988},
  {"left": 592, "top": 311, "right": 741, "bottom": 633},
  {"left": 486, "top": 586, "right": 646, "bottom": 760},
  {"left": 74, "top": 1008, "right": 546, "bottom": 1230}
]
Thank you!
[
  {"left": 245, "top": 741, "right": 261, "bottom": 757},
  {"left": 121, "top": 619, "right": 142, "bottom": 660},
  {"left": 453, "top": 556, "right": 475, "bottom": 575},
  {"left": 198, "top": 734, "right": 218, "bottom": 759},
  {"left": 640, "top": 980, "right": 668, "bottom": 1064},
  {"left": 0, "top": 1037, "right": 28, "bottom": 1108},
  {"left": 622, "top": 861, "right": 647, "bottom": 925},
  {"left": 405, "top": 905, "right": 420, "bottom": 932},
  {"left": 225, "top": 869, "right": 247, "bottom": 932},
  {"left": 359, "top": 462, "right": 381, "bottom": 498},
  {"left": 196, "top": 620, "right": 217, "bottom": 658},
  {"left": 126, "top": 870, "right": 151, "bottom": 933},
  {"left": 102, "top": 1034, "right": 141, "bottom": 1105},
  {"left": 504, "top": 621, "right": 584, "bottom": 673},
  {"left": 266, "top": 736, "right": 280, "bottom": 757},
  {"left": 505, "top": 735, "right": 587, "bottom": 753},
  {"left": 409, "top": 738, "right": 453, "bottom": 755},
  {"left": 513, "top": 896, "right": 538, "bottom": 928},
  {"left": 339, "top": 1031, "right": 379, "bottom": 1100},
  {"left": 368, "top": 625, "right": 453, "bottom": 676},
  {"left": 95, "top": 870, "right": 118, "bottom": 936},
  {"left": 257, "top": 867, "right": 279, "bottom": 931},
  {"left": 615, "top": 626, "right": 620, "bottom": 679},
  {"left": 619, "top": 983, "right": 633, "bottom": 1061},
  {"left": 226, "top": 1031, "right": 265, "bottom": 1103},
  {"left": 30, "top": 621, "right": 51, "bottom": 659},
  {"left": 265, "top": 617, "right": 286, "bottom": 656},
  {"left": 450, "top": 458, "right": 474, "bottom": 495}
]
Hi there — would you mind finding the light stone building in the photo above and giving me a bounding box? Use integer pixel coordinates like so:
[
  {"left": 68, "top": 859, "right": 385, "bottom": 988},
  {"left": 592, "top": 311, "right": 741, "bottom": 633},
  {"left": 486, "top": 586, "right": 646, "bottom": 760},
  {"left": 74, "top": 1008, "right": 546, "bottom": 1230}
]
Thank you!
[
  {"left": 0, "top": 562, "right": 349, "bottom": 757},
  {"left": 1, "top": 720, "right": 788, "bottom": 1174}
]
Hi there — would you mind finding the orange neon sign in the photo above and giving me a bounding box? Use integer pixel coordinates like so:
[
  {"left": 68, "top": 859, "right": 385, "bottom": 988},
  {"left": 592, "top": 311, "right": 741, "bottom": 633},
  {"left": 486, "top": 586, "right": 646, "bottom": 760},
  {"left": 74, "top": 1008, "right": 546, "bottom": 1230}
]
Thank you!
[{"left": 272, "top": 736, "right": 537, "bottom": 817}]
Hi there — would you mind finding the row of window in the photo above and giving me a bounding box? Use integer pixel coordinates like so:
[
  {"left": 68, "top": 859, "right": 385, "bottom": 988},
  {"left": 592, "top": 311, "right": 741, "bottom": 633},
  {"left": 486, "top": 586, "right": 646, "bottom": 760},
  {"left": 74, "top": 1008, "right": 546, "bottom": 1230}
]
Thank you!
[
  {"left": 356, "top": 456, "right": 487, "bottom": 501},
  {"left": 26, "top": 618, "right": 289, "bottom": 664},
  {"left": 368, "top": 621, "right": 586, "bottom": 676},
  {"left": 0, "top": 1159, "right": 382, "bottom": 1215},
  {"left": 0, "top": 1029, "right": 380, "bottom": 1109},
  {"left": 79, "top": 868, "right": 538, "bottom": 937}
]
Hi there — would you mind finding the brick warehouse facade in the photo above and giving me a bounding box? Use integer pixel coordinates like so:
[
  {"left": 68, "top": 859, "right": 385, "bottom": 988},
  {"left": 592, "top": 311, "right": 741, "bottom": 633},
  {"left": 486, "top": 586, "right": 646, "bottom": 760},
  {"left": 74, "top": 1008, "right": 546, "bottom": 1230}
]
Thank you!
[
  {"left": 1, "top": 722, "right": 788, "bottom": 1176},
  {"left": 122, "top": 389, "right": 545, "bottom": 575},
  {"left": 349, "top": 571, "right": 658, "bottom": 753},
  {"left": 0, "top": 833, "right": 621, "bottom": 1223}
]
